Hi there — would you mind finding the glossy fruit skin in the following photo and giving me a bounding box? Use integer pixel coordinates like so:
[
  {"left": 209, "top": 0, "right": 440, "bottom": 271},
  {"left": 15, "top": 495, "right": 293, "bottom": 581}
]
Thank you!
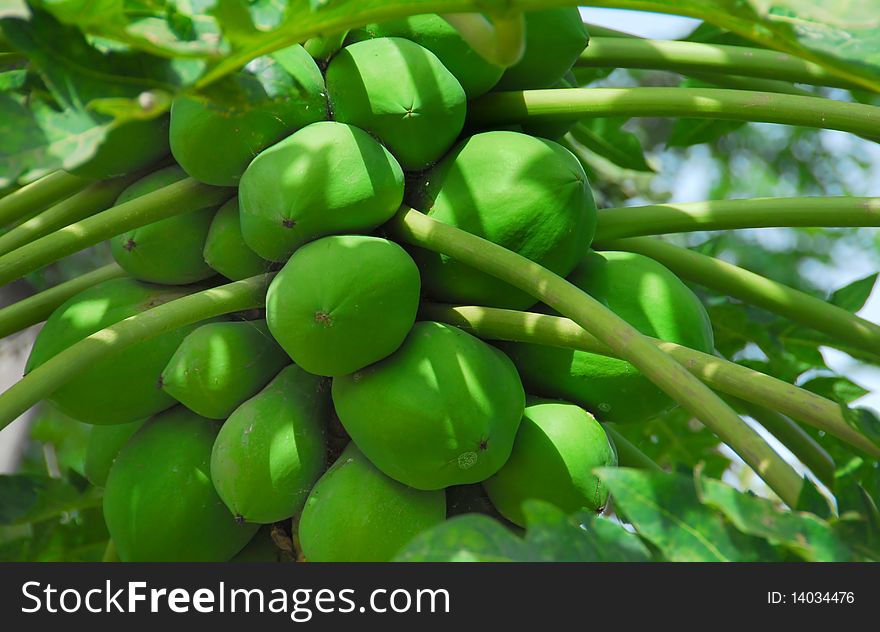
[
  {"left": 26, "top": 278, "right": 213, "bottom": 425},
  {"left": 298, "top": 443, "right": 446, "bottom": 562},
  {"left": 500, "top": 251, "right": 715, "bottom": 423},
  {"left": 494, "top": 8, "right": 588, "bottom": 90},
  {"left": 110, "top": 166, "right": 219, "bottom": 285},
  {"left": 161, "top": 319, "right": 290, "bottom": 419},
  {"left": 210, "top": 365, "right": 329, "bottom": 524},
  {"left": 326, "top": 37, "right": 467, "bottom": 170},
  {"left": 70, "top": 116, "right": 170, "bottom": 180},
  {"left": 351, "top": 15, "right": 504, "bottom": 99},
  {"left": 170, "top": 45, "right": 327, "bottom": 186},
  {"left": 482, "top": 399, "right": 617, "bottom": 527},
  {"left": 332, "top": 321, "right": 525, "bottom": 490},
  {"left": 266, "top": 235, "right": 420, "bottom": 377},
  {"left": 103, "top": 407, "right": 258, "bottom": 561},
  {"left": 203, "top": 197, "right": 270, "bottom": 281},
  {"left": 83, "top": 419, "right": 146, "bottom": 487},
  {"left": 239, "top": 121, "right": 405, "bottom": 262},
  {"left": 411, "top": 130, "right": 597, "bottom": 309}
]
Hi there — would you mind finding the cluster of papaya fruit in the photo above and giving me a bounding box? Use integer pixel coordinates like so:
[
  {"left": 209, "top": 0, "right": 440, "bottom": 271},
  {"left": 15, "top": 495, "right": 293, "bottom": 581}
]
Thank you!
[{"left": 27, "top": 9, "right": 715, "bottom": 562}]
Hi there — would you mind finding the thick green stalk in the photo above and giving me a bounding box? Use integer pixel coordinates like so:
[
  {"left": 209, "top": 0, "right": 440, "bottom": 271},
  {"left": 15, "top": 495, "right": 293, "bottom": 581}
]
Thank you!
[
  {"left": 0, "top": 178, "right": 231, "bottom": 286},
  {"left": 390, "top": 208, "right": 803, "bottom": 507},
  {"left": 737, "top": 400, "right": 835, "bottom": 489},
  {"left": 468, "top": 88, "right": 880, "bottom": 140},
  {"left": 578, "top": 38, "right": 863, "bottom": 91},
  {"left": 419, "top": 303, "right": 880, "bottom": 460},
  {"left": 0, "top": 275, "right": 272, "bottom": 432},
  {"left": 0, "top": 264, "right": 127, "bottom": 339},
  {"left": 0, "top": 171, "right": 90, "bottom": 228},
  {"left": 594, "top": 197, "right": 880, "bottom": 241},
  {"left": 595, "top": 237, "right": 880, "bottom": 359},
  {"left": 603, "top": 424, "right": 664, "bottom": 472},
  {"left": 0, "top": 175, "right": 137, "bottom": 256}
]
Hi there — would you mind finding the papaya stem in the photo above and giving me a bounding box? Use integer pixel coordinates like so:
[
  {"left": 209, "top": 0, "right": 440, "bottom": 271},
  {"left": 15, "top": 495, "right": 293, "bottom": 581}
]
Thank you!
[
  {"left": 441, "top": 12, "right": 525, "bottom": 67},
  {"left": 0, "top": 174, "right": 139, "bottom": 256},
  {"left": 603, "top": 424, "right": 664, "bottom": 472},
  {"left": 468, "top": 88, "right": 880, "bottom": 140},
  {"left": 594, "top": 237, "right": 880, "bottom": 360},
  {"left": 390, "top": 207, "right": 803, "bottom": 507},
  {"left": 0, "top": 171, "right": 90, "bottom": 229},
  {"left": 0, "top": 274, "right": 272, "bottom": 434},
  {"left": 0, "top": 178, "right": 232, "bottom": 286},
  {"left": 0, "top": 264, "right": 127, "bottom": 339},
  {"left": 419, "top": 303, "right": 880, "bottom": 460},
  {"left": 594, "top": 197, "right": 880, "bottom": 241},
  {"left": 578, "top": 38, "right": 865, "bottom": 92},
  {"left": 735, "top": 400, "right": 836, "bottom": 489}
]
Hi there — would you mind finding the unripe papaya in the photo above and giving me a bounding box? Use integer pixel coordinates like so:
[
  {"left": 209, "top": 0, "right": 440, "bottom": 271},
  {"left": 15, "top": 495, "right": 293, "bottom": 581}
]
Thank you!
[
  {"left": 161, "top": 319, "right": 290, "bottom": 419},
  {"left": 411, "top": 130, "right": 597, "bottom": 309},
  {"left": 326, "top": 37, "right": 467, "bottom": 170},
  {"left": 203, "top": 197, "right": 270, "bottom": 280},
  {"left": 494, "top": 8, "right": 588, "bottom": 91},
  {"left": 170, "top": 45, "right": 327, "bottom": 186},
  {"left": 482, "top": 399, "right": 616, "bottom": 527},
  {"left": 211, "top": 365, "right": 329, "bottom": 524},
  {"left": 332, "top": 321, "right": 525, "bottom": 490},
  {"left": 352, "top": 15, "right": 504, "bottom": 99},
  {"left": 26, "top": 278, "right": 213, "bottom": 424},
  {"left": 103, "top": 407, "right": 258, "bottom": 561},
  {"left": 70, "top": 116, "right": 170, "bottom": 180},
  {"left": 110, "top": 166, "right": 219, "bottom": 285},
  {"left": 266, "top": 235, "right": 420, "bottom": 377},
  {"left": 298, "top": 444, "right": 446, "bottom": 562},
  {"left": 239, "top": 121, "right": 404, "bottom": 262},
  {"left": 83, "top": 419, "right": 146, "bottom": 487},
  {"left": 499, "top": 251, "right": 715, "bottom": 423}
]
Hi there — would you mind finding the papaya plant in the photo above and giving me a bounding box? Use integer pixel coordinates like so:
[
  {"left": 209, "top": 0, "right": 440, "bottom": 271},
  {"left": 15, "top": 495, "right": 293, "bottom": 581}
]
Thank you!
[{"left": 0, "top": 1, "right": 879, "bottom": 563}]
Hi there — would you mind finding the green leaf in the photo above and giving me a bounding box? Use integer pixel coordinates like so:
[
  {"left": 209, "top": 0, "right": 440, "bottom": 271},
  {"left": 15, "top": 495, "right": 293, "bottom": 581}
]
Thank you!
[
  {"left": 0, "top": 474, "right": 102, "bottom": 526},
  {"left": 394, "top": 514, "right": 529, "bottom": 562},
  {"left": 569, "top": 119, "right": 654, "bottom": 173},
  {"left": 696, "top": 476, "right": 851, "bottom": 561},
  {"left": 830, "top": 273, "right": 877, "bottom": 313},
  {"left": 597, "top": 467, "right": 779, "bottom": 561}
]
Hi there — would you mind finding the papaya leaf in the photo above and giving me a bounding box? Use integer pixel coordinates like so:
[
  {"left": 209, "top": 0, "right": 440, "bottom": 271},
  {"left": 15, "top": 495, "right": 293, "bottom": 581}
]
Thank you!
[
  {"left": 0, "top": 506, "right": 108, "bottom": 562},
  {"left": 695, "top": 475, "right": 850, "bottom": 561},
  {"left": 0, "top": 474, "right": 102, "bottom": 526},
  {"left": 394, "top": 514, "right": 529, "bottom": 562},
  {"left": 795, "top": 476, "right": 833, "bottom": 519},
  {"left": 569, "top": 119, "right": 654, "bottom": 173},
  {"left": 596, "top": 467, "right": 780, "bottom": 561},
  {"left": 800, "top": 375, "right": 869, "bottom": 404},
  {"left": 829, "top": 273, "right": 877, "bottom": 313},
  {"left": 667, "top": 118, "right": 745, "bottom": 148}
]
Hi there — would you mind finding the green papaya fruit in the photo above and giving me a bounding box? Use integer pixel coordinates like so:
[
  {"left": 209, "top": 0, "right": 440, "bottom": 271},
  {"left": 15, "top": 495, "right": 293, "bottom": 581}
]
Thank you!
[
  {"left": 26, "top": 278, "right": 214, "bottom": 424},
  {"left": 211, "top": 365, "right": 329, "bottom": 524},
  {"left": 482, "top": 399, "right": 616, "bottom": 527},
  {"left": 298, "top": 443, "right": 446, "bottom": 562},
  {"left": 103, "top": 407, "right": 258, "bottom": 561},
  {"left": 83, "top": 419, "right": 146, "bottom": 487},
  {"left": 520, "top": 72, "right": 578, "bottom": 140},
  {"left": 494, "top": 8, "right": 588, "bottom": 90},
  {"left": 411, "top": 130, "right": 597, "bottom": 309},
  {"left": 266, "top": 235, "right": 420, "bottom": 377},
  {"left": 70, "top": 116, "right": 170, "bottom": 180},
  {"left": 239, "top": 121, "right": 405, "bottom": 262},
  {"left": 170, "top": 45, "right": 327, "bottom": 186},
  {"left": 231, "top": 526, "right": 284, "bottom": 562},
  {"left": 332, "top": 321, "right": 525, "bottom": 490},
  {"left": 161, "top": 319, "right": 290, "bottom": 419},
  {"left": 326, "top": 37, "right": 467, "bottom": 170},
  {"left": 203, "top": 197, "right": 270, "bottom": 280},
  {"left": 352, "top": 15, "right": 504, "bottom": 99},
  {"left": 110, "top": 166, "right": 219, "bottom": 284},
  {"left": 499, "top": 251, "right": 715, "bottom": 423}
]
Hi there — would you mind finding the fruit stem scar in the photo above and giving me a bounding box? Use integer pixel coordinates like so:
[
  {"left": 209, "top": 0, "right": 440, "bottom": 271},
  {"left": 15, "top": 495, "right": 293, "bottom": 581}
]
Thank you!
[
  {"left": 282, "top": 218, "right": 296, "bottom": 228},
  {"left": 314, "top": 310, "right": 333, "bottom": 327},
  {"left": 123, "top": 238, "right": 136, "bottom": 252}
]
